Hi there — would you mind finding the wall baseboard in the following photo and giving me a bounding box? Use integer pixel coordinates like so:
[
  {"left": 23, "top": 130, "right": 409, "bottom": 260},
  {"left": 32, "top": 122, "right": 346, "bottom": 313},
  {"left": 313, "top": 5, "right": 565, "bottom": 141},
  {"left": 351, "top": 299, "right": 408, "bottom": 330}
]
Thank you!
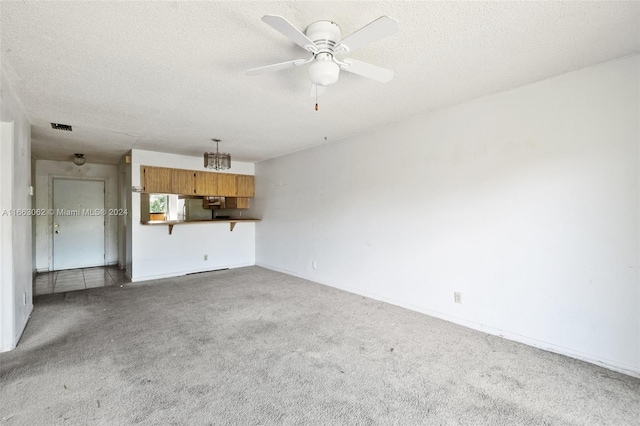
[
  {"left": 37, "top": 262, "right": 120, "bottom": 274},
  {"left": 256, "top": 262, "right": 640, "bottom": 379},
  {"left": 3, "top": 304, "right": 34, "bottom": 352},
  {"left": 129, "top": 263, "right": 256, "bottom": 283}
]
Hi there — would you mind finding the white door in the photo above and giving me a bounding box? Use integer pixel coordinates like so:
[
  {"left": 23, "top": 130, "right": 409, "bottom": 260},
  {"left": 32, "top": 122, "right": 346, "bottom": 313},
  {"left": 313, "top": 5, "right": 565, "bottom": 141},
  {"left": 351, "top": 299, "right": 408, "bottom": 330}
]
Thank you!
[{"left": 53, "top": 179, "right": 105, "bottom": 270}]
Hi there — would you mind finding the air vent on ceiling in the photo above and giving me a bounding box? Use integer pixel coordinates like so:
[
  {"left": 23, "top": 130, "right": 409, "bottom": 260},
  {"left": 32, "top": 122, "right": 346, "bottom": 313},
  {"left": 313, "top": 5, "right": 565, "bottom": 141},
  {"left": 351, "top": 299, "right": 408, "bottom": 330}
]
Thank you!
[{"left": 51, "top": 123, "right": 72, "bottom": 131}]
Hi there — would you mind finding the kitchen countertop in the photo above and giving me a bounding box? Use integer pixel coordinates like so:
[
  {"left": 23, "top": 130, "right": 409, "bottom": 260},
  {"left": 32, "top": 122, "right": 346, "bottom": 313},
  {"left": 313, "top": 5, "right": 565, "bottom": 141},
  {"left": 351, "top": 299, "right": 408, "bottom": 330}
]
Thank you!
[
  {"left": 141, "top": 218, "right": 259, "bottom": 224},
  {"left": 141, "top": 218, "right": 260, "bottom": 234}
]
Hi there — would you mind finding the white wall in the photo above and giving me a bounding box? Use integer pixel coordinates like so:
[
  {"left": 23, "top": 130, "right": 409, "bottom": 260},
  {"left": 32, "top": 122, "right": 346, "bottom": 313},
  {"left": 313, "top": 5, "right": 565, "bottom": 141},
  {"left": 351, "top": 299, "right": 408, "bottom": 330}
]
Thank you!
[
  {"left": 254, "top": 55, "right": 640, "bottom": 376},
  {"left": 129, "top": 149, "right": 255, "bottom": 281},
  {"left": 131, "top": 150, "right": 254, "bottom": 175},
  {"left": 0, "top": 69, "right": 33, "bottom": 352},
  {"left": 34, "top": 160, "right": 119, "bottom": 271}
]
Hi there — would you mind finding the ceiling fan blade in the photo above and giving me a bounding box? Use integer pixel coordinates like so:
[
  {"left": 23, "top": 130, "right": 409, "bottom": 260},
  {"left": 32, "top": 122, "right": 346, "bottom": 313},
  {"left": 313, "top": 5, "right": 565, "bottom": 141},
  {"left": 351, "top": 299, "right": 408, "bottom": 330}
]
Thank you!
[
  {"left": 340, "top": 59, "right": 395, "bottom": 83},
  {"left": 337, "top": 16, "right": 398, "bottom": 53},
  {"left": 246, "top": 59, "right": 307, "bottom": 75},
  {"left": 262, "top": 15, "right": 317, "bottom": 51},
  {"left": 309, "top": 84, "right": 326, "bottom": 97}
]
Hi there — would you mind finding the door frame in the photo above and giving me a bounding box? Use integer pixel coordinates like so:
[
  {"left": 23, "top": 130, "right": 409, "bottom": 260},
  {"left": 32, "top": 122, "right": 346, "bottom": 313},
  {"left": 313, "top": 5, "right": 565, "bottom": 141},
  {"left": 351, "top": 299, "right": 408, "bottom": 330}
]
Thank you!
[{"left": 48, "top": 176, "right": 109, "bottom": 271}]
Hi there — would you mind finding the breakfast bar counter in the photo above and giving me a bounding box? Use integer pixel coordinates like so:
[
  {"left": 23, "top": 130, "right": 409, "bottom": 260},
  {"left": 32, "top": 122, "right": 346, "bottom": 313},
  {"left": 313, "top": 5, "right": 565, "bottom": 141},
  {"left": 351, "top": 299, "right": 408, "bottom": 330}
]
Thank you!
[{"left": 141, "top": 218, "right": 260, "bottom": 234}]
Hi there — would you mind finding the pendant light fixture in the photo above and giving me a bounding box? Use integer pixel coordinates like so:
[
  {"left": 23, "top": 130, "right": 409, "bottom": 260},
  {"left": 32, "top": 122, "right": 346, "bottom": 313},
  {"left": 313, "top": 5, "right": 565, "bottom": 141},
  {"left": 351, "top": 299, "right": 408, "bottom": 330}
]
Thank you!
[{"left": 204, "top": 139, "right": 231, "bottom": 171}]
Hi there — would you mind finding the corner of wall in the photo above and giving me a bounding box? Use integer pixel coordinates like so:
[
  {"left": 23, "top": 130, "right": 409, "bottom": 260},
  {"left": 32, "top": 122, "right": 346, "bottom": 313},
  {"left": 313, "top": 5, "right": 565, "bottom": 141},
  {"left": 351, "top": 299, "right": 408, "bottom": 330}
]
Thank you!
[{"left": 1, "top": 68, "right": 33, "bottom": 352}]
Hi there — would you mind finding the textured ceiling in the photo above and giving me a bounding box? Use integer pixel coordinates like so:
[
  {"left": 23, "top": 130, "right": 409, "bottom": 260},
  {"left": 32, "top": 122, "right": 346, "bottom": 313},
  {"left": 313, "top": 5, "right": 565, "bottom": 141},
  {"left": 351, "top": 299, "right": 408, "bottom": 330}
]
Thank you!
[{"left": 1, "top": 1, "right": 639, "bottom": 165}]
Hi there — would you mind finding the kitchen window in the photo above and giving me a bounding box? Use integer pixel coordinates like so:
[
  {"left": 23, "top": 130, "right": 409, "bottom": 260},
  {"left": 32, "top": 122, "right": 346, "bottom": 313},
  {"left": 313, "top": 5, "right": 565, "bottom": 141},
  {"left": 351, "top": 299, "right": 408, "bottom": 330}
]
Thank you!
[{"left": 149, "top": 194, "right": 167, "bottom": 220}]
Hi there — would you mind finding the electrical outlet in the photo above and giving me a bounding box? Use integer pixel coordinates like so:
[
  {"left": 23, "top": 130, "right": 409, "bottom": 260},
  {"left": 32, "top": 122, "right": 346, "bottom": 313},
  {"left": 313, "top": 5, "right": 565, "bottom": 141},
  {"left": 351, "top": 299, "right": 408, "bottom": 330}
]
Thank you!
[
  {"left": 312, "top": 261, "right": 317, "bottom": 269},
  {"left": 204, "top": 254, "right": 208, "bottom": 261},
  {"left": 454, "top": 292, "right": 462, "bottom": 304}
]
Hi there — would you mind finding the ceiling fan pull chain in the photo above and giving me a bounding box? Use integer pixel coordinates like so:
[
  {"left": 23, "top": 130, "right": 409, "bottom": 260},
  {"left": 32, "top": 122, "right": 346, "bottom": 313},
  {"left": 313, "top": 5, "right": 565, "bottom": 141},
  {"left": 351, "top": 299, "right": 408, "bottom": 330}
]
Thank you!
[{"left": 315, "top": 85, "right": 319, "bottom": 111}]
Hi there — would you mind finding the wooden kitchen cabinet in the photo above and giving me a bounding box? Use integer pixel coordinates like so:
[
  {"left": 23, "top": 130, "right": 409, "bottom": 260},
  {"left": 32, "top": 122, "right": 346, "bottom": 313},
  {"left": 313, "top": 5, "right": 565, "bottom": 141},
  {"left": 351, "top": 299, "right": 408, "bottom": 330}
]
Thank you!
[
  {"left": 141, "top": 166, "right": 172, "bottom": 193},
  {"left": 216, "top": 173, "right": 237, "bottom": 196},
  {"left": 194, "top": 171, "right": 218, "bottom": 196},
  {"left": 171, "top": 168, "right": 196, "bottom": 195},
  {"left": 225, "top": 197, "right": 250, "bottom": 209},
  {"left": 141, "top": 165, "right": 255, "bottom": 199},
  {"left": 236, "top": 175, "right": 255, "bottom": 197}
]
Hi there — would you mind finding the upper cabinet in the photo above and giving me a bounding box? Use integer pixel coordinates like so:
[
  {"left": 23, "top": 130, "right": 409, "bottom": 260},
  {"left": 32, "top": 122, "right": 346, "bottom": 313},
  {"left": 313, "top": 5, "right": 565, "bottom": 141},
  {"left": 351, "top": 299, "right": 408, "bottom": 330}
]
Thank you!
[
  {"left": 141, "top": 166, "right": 172, "bottom": 193},
  {"left": 237, "top": 175, "right": 255, "bottom": 197},
  {"left": 172, "top": 169, "right": 196, "bottom": 195},
  {"left": 194, "top": 171, "right": 217, "bottom": 196},
  {"left": 141, "top": 165, "right": 254, "bottom": 199},
  {"left": 216, "top": 173, "right": 237, "bottom": 197}
]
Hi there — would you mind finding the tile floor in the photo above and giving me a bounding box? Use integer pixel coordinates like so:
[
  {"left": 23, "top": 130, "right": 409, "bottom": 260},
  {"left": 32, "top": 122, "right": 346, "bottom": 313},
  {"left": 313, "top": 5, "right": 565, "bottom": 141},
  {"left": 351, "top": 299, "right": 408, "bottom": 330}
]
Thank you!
[{"left": 34, "top": 266, "right": 129, "bottom": 296}]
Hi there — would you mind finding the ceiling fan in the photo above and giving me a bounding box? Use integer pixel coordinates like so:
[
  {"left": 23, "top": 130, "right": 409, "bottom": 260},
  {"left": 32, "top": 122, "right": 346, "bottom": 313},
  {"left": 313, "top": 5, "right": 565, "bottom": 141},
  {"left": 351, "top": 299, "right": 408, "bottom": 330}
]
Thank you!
[{"left": 246, "top": 15, "right": 399, "bottom": 96}]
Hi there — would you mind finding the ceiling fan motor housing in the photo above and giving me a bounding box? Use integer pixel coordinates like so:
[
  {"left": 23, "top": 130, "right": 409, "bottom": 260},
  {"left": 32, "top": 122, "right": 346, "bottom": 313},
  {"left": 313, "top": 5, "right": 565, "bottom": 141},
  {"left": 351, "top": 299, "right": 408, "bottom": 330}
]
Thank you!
[{"left": 305, "top": 21, "right": 341, "bottom": 49}]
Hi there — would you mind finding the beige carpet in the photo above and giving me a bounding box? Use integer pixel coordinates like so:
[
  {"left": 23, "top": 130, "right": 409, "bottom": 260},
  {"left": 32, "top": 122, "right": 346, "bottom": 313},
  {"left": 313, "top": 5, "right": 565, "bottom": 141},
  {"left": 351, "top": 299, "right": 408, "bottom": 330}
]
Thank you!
[{"left": 1, "top": 266, "right": 638, "bottom": 425}]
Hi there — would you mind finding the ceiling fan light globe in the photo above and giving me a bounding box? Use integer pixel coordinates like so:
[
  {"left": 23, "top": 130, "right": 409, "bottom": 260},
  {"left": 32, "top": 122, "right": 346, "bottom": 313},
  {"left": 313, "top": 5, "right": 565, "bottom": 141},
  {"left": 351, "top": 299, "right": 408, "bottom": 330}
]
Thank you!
[
  {"left": 308, "top": 60, "right": 340, "bottom": 86},
  {"left": 73, "top": 153, "right": 86, "bottom": 166}
]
